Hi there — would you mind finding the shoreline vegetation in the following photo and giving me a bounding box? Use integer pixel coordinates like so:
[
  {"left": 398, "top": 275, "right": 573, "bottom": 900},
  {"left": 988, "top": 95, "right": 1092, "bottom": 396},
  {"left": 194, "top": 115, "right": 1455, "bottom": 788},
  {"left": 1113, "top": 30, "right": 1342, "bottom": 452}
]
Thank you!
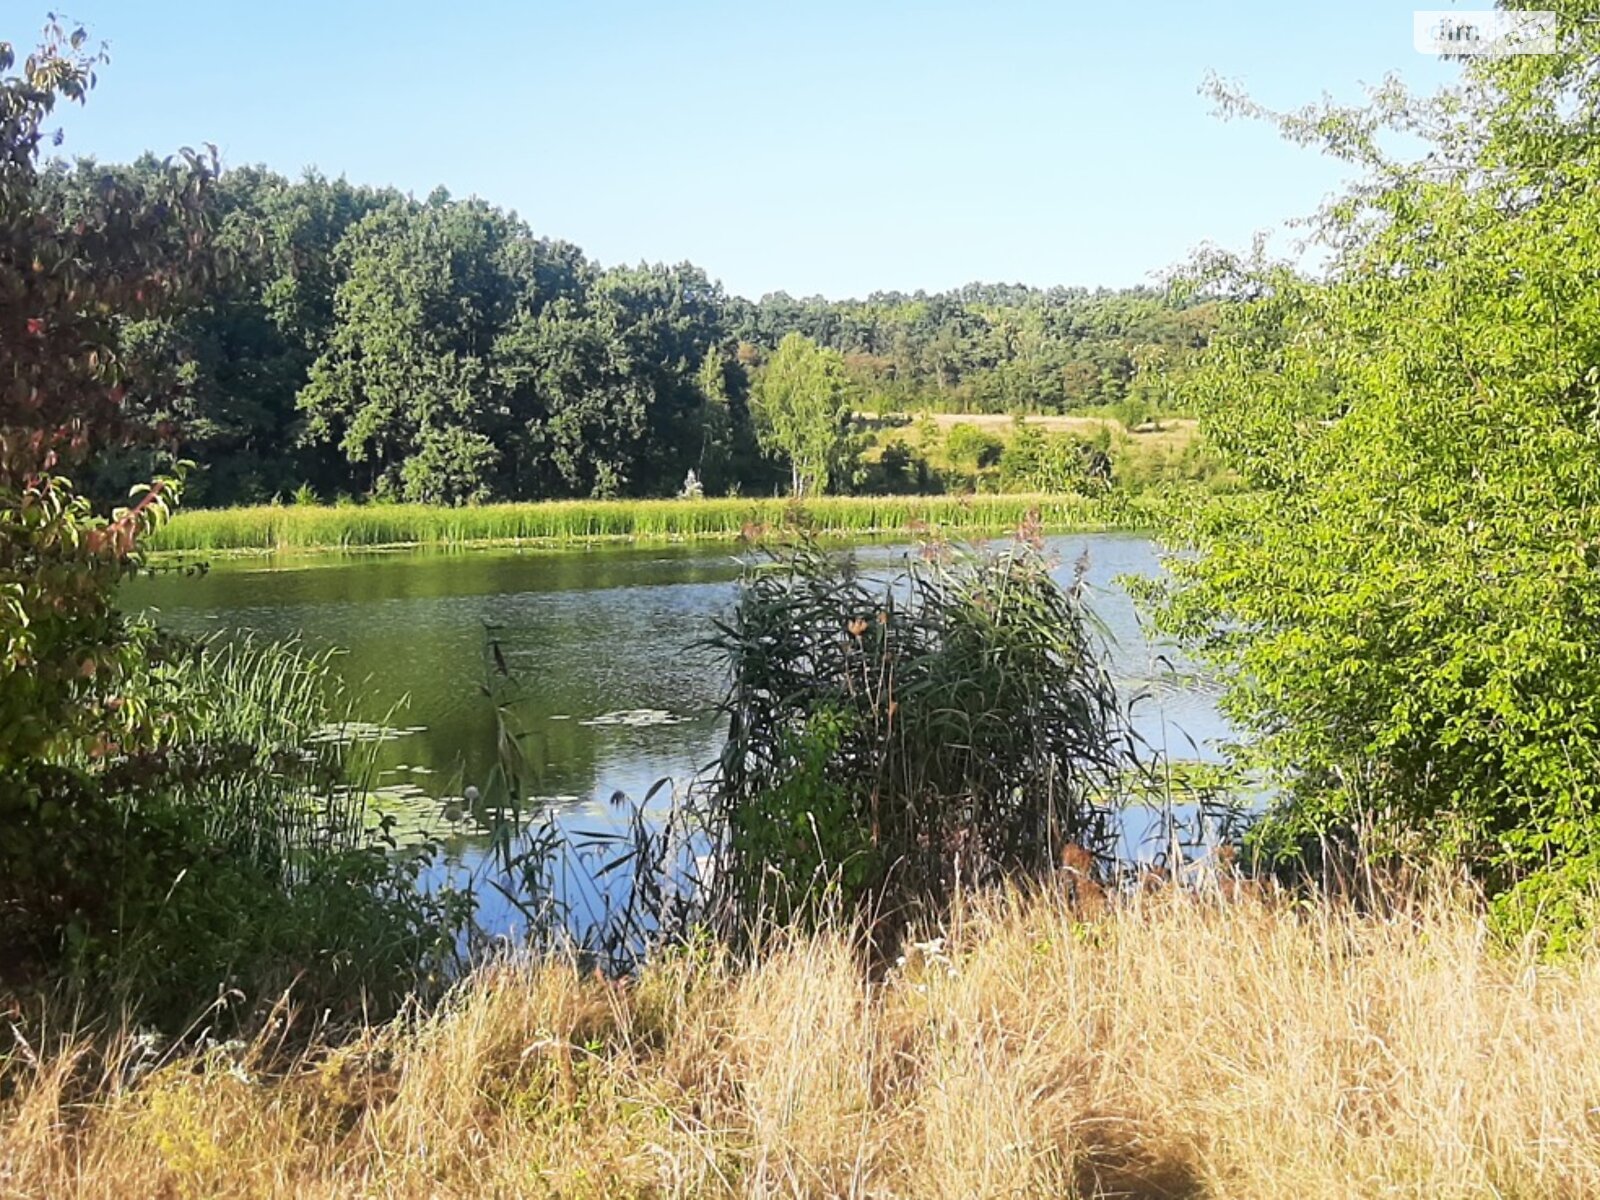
[
  {"left": 145, "top": 492, "right": 1165, "bottom": 556},
  {"left": 10, "top": 883, "right": 1598, "bottom": 1199}
]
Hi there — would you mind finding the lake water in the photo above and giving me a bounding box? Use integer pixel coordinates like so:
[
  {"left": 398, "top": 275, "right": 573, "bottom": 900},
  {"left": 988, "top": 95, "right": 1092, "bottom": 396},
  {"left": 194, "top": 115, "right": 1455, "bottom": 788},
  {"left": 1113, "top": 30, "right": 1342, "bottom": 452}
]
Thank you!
[{"left": 125, "top": 534, "right": 1235, "bottom": 925}]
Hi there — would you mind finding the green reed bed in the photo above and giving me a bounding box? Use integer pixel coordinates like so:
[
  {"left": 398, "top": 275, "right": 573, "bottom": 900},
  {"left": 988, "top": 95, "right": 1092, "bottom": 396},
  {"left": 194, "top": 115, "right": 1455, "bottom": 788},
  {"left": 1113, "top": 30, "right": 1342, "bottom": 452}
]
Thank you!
[{"left": 149, "top": 493, "right": 1145, "bottom": 554}]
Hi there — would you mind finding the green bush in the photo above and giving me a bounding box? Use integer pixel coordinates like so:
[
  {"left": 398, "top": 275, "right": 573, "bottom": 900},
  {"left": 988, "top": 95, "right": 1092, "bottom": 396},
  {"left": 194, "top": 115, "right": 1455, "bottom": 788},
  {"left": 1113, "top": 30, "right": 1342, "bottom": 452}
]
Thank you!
[
  {"left": 1162, "top": 40, "right": 1600, "bottom": 942},
  {"left": 1111, "top": 436, "right": 1230, "bottom": 495},
  {"left": 858, "top": 438, "right": 937, "bottom": 495},
  {"left": 1113, "top": 396, "right": 1154, "bottom": 432},
  {"left": 63, "top": 811, "right": 469, "bottom": 1033},
  {"left": 5, "top": 634, "right": 470, "bottom": 1034},
  {"left": 943, "top": 423, "right": 1004, "bottom": 471},
  {"left": 723, "top": 706, "right": 877, "bottom": 929},
  {"left": 1000, "top": 425, "right": 1112, "bottom": 494}
]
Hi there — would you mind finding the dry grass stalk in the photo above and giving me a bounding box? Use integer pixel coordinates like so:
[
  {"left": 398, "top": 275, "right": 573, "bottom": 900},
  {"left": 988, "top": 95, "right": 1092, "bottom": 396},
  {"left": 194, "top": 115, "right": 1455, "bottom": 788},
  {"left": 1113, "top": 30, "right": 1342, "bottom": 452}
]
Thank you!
[{"left": 4, "top": 882, "right": 1597, "bottom": 1198}]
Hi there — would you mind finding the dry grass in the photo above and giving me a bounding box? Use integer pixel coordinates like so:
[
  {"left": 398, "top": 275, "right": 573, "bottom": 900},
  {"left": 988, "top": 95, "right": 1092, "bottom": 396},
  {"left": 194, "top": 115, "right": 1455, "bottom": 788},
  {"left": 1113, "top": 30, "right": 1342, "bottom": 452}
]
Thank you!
[
  {"left": 917, "top": 412, "right": 1199, "bottom": 451},
  {"left": 4, "top": 884, "right": 1598, "bottom": 1198}
]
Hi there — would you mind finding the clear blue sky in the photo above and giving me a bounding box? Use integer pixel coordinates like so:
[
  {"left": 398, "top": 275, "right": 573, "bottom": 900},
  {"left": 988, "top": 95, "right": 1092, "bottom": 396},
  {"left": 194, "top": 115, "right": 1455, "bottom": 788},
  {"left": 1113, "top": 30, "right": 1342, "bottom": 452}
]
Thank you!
[{"left": 35, "top": 1, "right": 1461, "bottom": 299}]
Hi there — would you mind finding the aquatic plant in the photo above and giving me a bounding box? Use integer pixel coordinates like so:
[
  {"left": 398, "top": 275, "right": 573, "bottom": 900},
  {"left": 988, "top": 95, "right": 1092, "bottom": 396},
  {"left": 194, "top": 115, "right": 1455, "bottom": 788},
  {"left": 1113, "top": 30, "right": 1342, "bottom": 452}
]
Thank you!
[
  {"left": 700, "top": 527, "right": 1133, "bottom": 940},
  {"left": 146, "top": 494, "right": 1142, "bottom": 554}
]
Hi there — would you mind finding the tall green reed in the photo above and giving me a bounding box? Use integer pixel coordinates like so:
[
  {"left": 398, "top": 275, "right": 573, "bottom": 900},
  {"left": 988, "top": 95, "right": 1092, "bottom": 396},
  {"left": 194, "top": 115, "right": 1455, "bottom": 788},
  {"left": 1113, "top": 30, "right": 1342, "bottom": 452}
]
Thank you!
[
  {"left": 147, "top": 494, "right": 1138, "bottom": 554},
  {"left": 699, "top": 525, "right": 1134, "bottom": 943},
  {"left": 148, "top": 635, "right": 369, "bottom": 876}
]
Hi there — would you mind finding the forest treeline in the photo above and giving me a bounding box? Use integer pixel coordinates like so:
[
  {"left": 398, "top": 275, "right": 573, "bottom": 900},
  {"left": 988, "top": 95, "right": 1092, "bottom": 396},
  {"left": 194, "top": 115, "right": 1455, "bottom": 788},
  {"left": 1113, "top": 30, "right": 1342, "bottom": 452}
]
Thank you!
[{"left": 47, "top": 159, "right": 1214, "bottom": 507}]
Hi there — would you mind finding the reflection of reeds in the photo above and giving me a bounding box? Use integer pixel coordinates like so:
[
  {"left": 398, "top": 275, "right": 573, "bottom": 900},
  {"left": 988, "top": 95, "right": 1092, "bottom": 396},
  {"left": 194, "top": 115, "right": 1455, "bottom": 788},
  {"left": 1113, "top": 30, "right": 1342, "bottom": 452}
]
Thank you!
[
  {"left": 10, "top": 880, "right": 1600, "bottom": 1198},
  {"left": 148, "top": 494, "right": 1144, "bottom": 553}
]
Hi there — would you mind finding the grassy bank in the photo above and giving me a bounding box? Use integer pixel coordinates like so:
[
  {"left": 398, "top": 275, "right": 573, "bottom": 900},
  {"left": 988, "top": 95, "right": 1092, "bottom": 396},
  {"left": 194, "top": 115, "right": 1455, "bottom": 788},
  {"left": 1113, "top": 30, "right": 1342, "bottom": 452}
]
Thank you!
[
  {"left": 147, "top": 493, "right": 1150, "bottom": 555},
  {"left": 7, "top": 884, "right": 1597, "bottom": 1198}
]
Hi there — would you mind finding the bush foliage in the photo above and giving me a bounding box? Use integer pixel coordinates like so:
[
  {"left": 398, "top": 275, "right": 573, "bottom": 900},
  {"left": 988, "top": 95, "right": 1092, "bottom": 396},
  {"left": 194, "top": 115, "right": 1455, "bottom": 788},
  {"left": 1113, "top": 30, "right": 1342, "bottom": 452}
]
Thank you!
[
  {"left": 1161, "top": 15, "right": 1600, "bottom": 938},
  {"left": 0, "top": 21, "right": 468, "bottom": 1032}
]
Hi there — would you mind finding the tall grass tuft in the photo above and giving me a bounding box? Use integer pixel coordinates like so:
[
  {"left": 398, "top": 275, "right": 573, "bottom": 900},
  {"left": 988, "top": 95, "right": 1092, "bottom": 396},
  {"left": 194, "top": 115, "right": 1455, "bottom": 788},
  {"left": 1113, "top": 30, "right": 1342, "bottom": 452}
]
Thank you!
[
  {"left": 146, "top": 494, "right": 1143, "bottom": 554},
  {"left": 149, "top": 635, "right": 366, "bottom": 876},
  {"left": 699, "top": 531, "right": 1130, "bottom": 941}
]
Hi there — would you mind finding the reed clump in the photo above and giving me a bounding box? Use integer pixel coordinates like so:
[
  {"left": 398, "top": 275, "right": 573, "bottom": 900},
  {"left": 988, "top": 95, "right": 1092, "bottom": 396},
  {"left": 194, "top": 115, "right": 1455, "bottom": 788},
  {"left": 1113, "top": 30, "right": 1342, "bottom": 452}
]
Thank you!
[
  {"left": 6, "top": 881, "right": 1598, "bottom": 1198},
  {"left": 146, "top": 494, "right": 1139, "bottom": 554},
  {"left": 703, "top": 536, "right": 1128, "bottom": 940}
]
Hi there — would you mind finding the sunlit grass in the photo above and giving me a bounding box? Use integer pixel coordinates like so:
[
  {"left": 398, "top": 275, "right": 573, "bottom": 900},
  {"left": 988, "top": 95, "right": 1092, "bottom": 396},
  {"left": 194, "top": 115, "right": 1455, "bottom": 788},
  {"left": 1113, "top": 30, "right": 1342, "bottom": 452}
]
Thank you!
[
  {"left": 7, "top": 883, "right": 1599, "bottom": 1197},
  {"left": 148, "top": 493, "right": 1146, "bottom": 554}
]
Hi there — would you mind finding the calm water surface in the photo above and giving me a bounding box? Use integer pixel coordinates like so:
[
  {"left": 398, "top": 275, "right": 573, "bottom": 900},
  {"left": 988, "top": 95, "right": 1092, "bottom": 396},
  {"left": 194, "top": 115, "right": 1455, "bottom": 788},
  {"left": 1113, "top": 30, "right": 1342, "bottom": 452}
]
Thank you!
[{"left": 126, "top": 535, "right": 1233, "bottom": 886}]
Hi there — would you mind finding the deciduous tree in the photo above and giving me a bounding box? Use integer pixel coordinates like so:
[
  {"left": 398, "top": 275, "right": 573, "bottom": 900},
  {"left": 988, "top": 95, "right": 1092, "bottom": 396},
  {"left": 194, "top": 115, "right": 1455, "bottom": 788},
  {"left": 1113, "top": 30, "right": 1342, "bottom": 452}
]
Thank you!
[{"left": 751, "top": 333, "right": 856, "bottom": 496}]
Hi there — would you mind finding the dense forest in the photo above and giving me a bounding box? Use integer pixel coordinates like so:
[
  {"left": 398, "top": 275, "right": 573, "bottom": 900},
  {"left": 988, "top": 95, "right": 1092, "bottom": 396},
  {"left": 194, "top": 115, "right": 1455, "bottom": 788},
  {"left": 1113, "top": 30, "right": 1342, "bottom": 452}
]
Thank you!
[{"left": 48, "top": 159, "right": 1213, "bottom": 507}]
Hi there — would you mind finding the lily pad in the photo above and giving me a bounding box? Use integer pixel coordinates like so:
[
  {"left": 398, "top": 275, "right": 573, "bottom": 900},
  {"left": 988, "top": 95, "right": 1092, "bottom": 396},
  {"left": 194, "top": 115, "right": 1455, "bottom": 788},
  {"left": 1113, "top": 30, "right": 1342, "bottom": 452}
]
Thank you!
[{"left": 578, "top": 708, "right": 689, "bottom": 729}]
